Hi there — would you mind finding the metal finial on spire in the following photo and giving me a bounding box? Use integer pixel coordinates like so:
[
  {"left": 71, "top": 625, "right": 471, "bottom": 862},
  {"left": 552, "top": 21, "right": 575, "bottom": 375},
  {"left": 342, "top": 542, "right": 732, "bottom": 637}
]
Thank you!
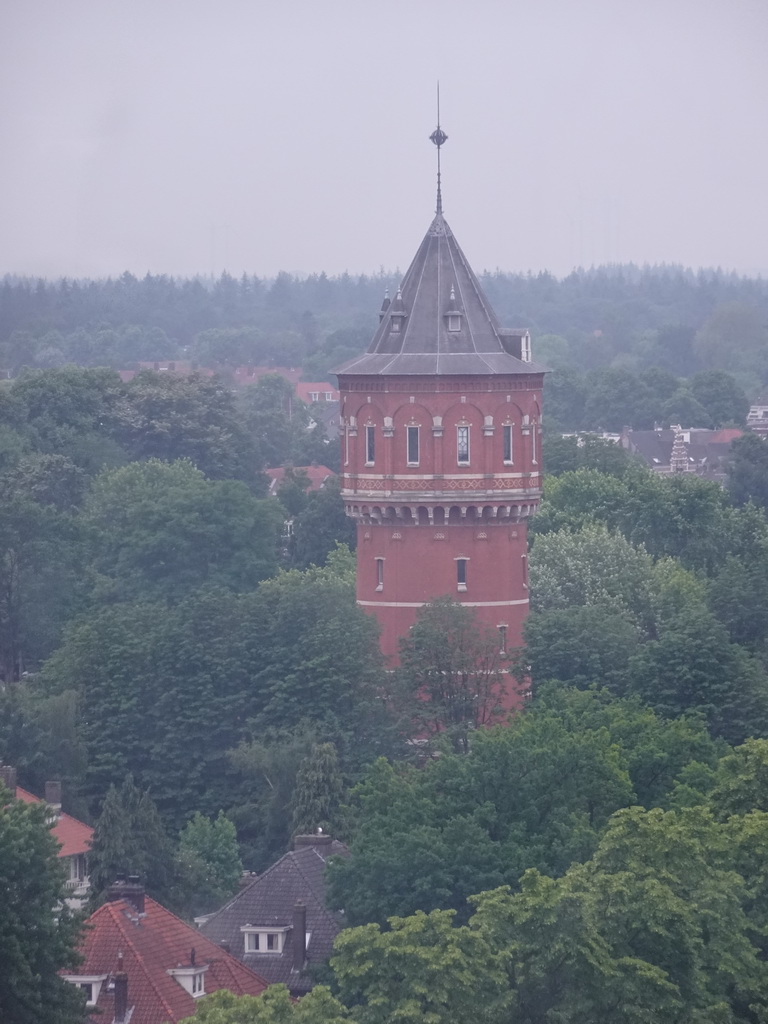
[{"left": 429, "top": 83, "right": 448, "bottom": 215}]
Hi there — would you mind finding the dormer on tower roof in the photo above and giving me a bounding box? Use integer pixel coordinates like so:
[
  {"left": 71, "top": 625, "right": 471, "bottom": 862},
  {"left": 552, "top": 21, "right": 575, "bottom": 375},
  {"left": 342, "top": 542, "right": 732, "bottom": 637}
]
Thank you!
[{"left": 378, "top": 289, "right": 391, "bottom": 323}]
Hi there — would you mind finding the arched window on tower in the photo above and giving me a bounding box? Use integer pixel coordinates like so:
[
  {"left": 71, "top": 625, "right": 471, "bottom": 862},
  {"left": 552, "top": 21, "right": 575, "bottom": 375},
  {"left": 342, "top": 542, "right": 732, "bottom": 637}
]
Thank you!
[
  {"left": 457, "top": 426, "right": 470, "bottom": 465},
  {"left": 365, "top": 425, "right": 375, "bottom": 465}
]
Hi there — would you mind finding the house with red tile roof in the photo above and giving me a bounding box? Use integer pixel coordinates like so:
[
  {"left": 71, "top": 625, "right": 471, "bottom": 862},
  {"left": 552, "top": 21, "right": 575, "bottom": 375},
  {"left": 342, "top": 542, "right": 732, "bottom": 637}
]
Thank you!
[
  {"left": 1, "top": 767, "right": 93, "bottom": 906},
  {"left": 265, "top": 465, "right": 336, "bottom": 497},
  {"left": 62, "top": 877, "right": 269, "bottom": 1023},
  {"left": 295, "top": 382, "right": 339, "bottom": 405}
]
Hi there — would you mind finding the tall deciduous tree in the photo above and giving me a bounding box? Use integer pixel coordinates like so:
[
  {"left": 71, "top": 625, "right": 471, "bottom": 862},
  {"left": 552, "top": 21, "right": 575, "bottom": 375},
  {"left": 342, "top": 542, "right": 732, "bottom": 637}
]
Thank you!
[
  {"left": 175, "top": 811, "right": 242, "bottom": 917},
  {"left": 397, "top": 597, "right": 507, "bottom": 753},
  {"left": 83, "top": 459, "right": 283, "bottom": 602},
  {"left": 0, "top": 786, "right": 85, "bottom": 1024}
]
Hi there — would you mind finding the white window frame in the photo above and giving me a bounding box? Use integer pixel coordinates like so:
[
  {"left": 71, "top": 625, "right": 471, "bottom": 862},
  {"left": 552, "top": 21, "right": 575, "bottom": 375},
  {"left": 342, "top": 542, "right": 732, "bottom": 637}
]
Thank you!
[
  {"left": 407, "top": 426, "right": 420, "bottom": 466},
  {"left": 448, "top": 314, "right": 461, "bottom": 332},
  {"left": 241, "top": 927, "right": 289, "bottom": 954},
  {"left": 503, "top": 424, "right": 513, "bottom": 464},
  {"left": 365, "top": 425, "right": 375, "bottom": 465},
  {"left": 456, "top": 558, "right": 468, "bottom": 591},
  {"left": 375, "top": 558, "right": 384, "bottom": 592},
  {"left": 457, "top": 426, "right": 470, "bottom": 465}
]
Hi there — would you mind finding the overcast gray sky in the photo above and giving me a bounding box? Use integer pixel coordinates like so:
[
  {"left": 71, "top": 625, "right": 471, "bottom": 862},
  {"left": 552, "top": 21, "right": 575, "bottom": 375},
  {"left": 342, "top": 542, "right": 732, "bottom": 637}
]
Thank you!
[{"left": 1, "top": 0, "right": 766, "bottom": 281}]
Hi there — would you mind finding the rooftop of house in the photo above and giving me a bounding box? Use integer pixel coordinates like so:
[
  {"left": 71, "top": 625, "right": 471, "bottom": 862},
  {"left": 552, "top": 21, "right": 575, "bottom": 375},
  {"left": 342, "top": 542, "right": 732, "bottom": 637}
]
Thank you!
[
  {"left": 334, "top": 212, "right": 545, "bottom": 378},
  {"left": 14, "top": 785, "right": 93, "bottom": 859},
  {"left": 265, "top": 465, "right": 335, "bottom": 496},
  {"left": 621, "top": 426, "right": 743, "bottom": 475},
  {"left": 66, "top": 888, "right": 269, "bottom": 1024},
  {"left": 200, "top": 835, "right": 348, "bottom": 994},
  {"left": 295, "top": 382, "right": 340, "bottom": 403}
]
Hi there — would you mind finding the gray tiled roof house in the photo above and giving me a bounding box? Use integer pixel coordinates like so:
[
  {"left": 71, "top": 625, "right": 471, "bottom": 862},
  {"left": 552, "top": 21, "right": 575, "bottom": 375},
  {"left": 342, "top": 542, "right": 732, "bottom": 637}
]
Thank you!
[{"left": 199, "top": 835, "right": 348, "bottom": 995}]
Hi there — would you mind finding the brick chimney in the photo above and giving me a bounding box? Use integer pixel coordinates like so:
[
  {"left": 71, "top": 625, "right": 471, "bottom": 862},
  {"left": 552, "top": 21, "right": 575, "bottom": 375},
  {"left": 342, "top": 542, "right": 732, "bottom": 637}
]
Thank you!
[
  {"left": 44, "top": 780, "right": 62, "bottom": 817},
  {"left": 106, "top": 874, "right": 145, "bottom": 914},
  {"left": 113, "top": 970, "right": 129, "bottom": 1023},
  {"left": 292, "top": 901, "right": 307, "bottom": 972},
  {"left": 0, "top": 765, "right": 17, "bottom": 798},
  {"left": 293, "top": 833, "right": 332, "bottom": 851}
]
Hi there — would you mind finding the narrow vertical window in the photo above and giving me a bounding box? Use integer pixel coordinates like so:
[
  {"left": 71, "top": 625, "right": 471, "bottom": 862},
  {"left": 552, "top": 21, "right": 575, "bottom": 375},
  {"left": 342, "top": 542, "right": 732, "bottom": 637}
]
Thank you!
[
  {"left": 531, "top": 421, "right": 538, "bottom": 465},
  {"left": 407, "top": 426, "right": 420, "bottom": 465},
  {"left": 375, "top": 558, "right": 384, "bottom": 591},
  {"left": 497, "top": 624, "right": 508, "bottom": 656},
  {"left": 456, "top": 558, "right": 467, "bottom": 590},
  {"left": 366, "top": 425, "right": 375, "bottom": 465},
  {"left": 457, "top": 426, "right": 470, "bottom": 465},
  {"left": 503, "top": 424, "right": 513, "bottom": 463}
]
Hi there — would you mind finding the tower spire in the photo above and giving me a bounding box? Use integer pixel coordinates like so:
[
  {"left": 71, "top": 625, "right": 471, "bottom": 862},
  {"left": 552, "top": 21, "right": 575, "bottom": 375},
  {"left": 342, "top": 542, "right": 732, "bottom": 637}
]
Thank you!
[{"left": 429, "top": 83, "right": 448, "bottom": 215}]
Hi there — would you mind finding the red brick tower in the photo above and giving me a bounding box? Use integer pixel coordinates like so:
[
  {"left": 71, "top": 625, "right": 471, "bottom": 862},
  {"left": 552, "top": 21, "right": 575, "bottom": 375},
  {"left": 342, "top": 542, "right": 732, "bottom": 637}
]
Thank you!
[{"left": 334, "top": 128, "right": 544, "bottom": 673}]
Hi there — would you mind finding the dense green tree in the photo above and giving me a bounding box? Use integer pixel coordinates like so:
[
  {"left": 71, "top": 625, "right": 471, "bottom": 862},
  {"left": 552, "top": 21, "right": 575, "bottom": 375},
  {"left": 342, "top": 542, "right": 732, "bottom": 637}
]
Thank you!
[
  {"left": 396, "top": 598, "right": 508, "bottom": 753},
  {"left": 175, "top": 811, "right": 243, "bottom": 917},
  {"left": 183, "top": 984, "right": 351, "bottom": 1024},
  {"left": 83, "top": 459, "right": 283, "bottom": 602},
  {"left": 290, "top": 742, "right": 345, "bottom": 837},
  {"left": 524, "top": 605, "right": 642, "bottom": 693},
  {"left": 238, "top": 374, "right": 309, "bottom": 469},
  {"left": 472, "top": 805, "right": 768, "bottom": 1024},
  {"left": 290, "top": 479, "right": 356, "bottom": 569},
  {"left": 694, "top": 301, "right": 768, "bottom": 371},
  {"left": 117, "top": 370, "right": 262, "bottom": 485},
  {"left": 0, "top": 786, "right": 85, "bottom": 1024},
  {"left": 228, "top": 721, "right": 322, "bottom": 869},
  {"left": 729, "top": 433, "right": 768, "bottom": 511},
  {"left": 529, "top": 522, "right": 656, "bottom": 630},
  {"left": 88, "top": 775, "right": 175, "bottom": 905},
  {"left": 690, "top": 368, "right": 749, "bottom": 426},
  {"left": 627, "top": 607, "right": 768, "bottom": 744},
  {"left": 7, "top": 366, "right": 128, "bottom": 474},
  {"left": 331, "top": 909, "right": 509, "bottom": 1024}
]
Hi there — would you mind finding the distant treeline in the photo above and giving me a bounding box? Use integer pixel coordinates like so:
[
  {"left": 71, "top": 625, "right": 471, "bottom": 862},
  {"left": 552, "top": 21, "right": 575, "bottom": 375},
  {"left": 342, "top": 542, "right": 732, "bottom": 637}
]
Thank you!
[{"left": 1, "top": 263, "right": 766, "bottom": 406}]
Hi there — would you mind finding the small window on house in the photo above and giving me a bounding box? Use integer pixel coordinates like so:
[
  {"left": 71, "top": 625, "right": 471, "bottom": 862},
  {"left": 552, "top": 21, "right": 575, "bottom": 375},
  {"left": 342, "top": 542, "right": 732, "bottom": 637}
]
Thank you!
[
  {"left": 266, "top": 933, "right": 278, "bottom": 951},
  {"left": 309, "top": 392, "right": 319, "bottom": 402},
  {"left": 407, "top": 426, "right": 420, "bottom": 465},
  {"left": 376, "top": 558, "right": 384, "bottom": 591},
  {"left": 192, "top": 972, "right": 205, "bottom": 996},
  {"left": 457, "top": 426, "right": 470, "bottom": 465},
  {"left": 456, "top": 558, "right": 468, "bottom": 590},
  {"left": 366, "top": 425, "right": 375, "bottom": 465},
  {"left": 448, "top": 314, "right": 461, "bottom": 332},
  {"left": 503, "top": 425, "right": 513, "bottom": 463},
  {"left": 79, "top": 984, "right": 93, "bottom": 1003},
  {"left": 324, "top": 392, "right": 333, "bottom": 401}
]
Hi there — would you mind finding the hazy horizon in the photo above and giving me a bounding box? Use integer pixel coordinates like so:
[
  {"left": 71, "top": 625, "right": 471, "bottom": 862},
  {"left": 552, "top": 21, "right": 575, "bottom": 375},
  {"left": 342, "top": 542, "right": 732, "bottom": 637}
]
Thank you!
[{"left": 2, "top": 0, "right": 767, "bottom": 282}]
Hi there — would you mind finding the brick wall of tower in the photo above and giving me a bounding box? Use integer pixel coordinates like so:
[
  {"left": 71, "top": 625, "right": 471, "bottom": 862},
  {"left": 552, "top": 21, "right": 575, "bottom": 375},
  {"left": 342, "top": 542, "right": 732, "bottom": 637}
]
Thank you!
[{"left": 337, "top": 373, "right": 544, "bottom": 665}]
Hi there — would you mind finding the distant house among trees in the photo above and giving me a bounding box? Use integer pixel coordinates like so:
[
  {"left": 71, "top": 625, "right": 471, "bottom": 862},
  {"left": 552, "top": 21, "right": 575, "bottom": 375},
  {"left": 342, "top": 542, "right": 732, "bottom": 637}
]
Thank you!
[
  {"left": 747, "top": 397, "right": 768, "bottom": 437},
  {"left": 199, "top": 833, "right": 348, "bottom": 995},
  {"left": 621, "top": 425, "right": 743, "bottom": 482},
  {"left": 62, "top": 876, "right": 268, "bottom": 1023},
  {"left": 1, "top": 767, "right": 93, "bottom": 908}
]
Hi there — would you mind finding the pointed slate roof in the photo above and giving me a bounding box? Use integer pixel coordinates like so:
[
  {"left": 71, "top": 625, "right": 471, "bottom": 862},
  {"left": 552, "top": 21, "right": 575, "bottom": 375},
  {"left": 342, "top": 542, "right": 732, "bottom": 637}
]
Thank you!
[
  {"left": 335, "top": 213, "right": 545, "bottom": 377},
  {"left": 199, "top": 838, "right": 348, "bottom": 995}
]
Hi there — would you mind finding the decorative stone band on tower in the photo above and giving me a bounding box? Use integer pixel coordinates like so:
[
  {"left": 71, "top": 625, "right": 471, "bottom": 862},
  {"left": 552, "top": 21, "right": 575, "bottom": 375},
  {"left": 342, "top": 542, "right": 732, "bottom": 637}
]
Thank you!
[{"left": 334, "top": 209, "right": 545, "bottom": 675}]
